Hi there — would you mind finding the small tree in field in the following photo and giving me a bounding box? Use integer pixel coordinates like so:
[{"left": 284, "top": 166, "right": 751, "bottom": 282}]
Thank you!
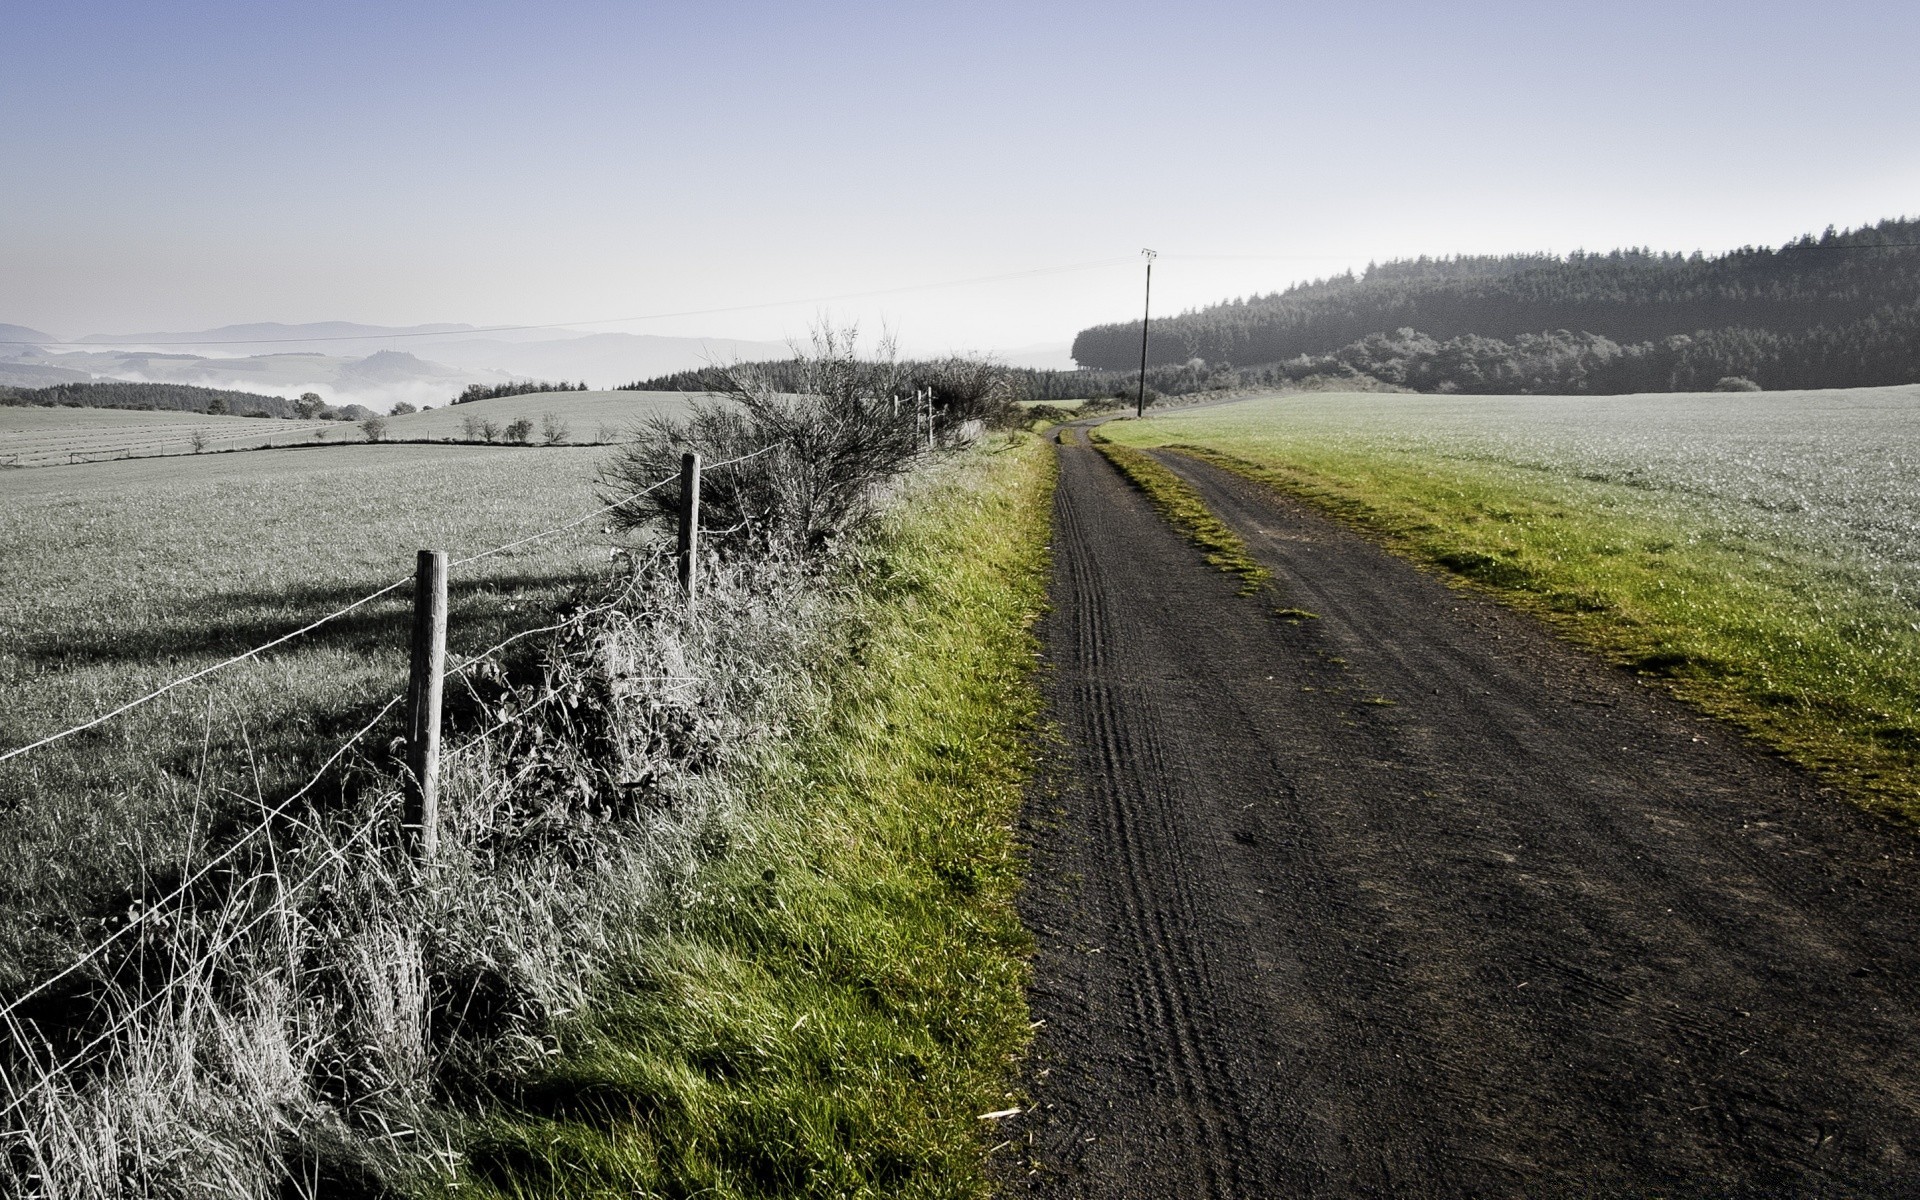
[
  {"left": 480, "top": 420, "right": 501, "bottom": 444},
  {"left": 361, "top": 416, "right": 389, "bottom": 442},
  {"left": 294, "top": 392, "right": 328, "bottom": 420},
  {"left": 189, "top": 428, "right": 208, "bottom": 454},
  {"left": 461, "top": 415, "right": 483, "bottom": 442},
  {"left": 504, "top": 417, "right": 534, "bottom": 444},
  {"left": 540, "top": 412, "right": 571, "bottom": 445}
]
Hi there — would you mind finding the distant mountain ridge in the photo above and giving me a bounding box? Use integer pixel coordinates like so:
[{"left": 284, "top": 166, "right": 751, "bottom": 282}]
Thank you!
[{"left": 0, "top": 321, "right": 792, "bottom": 408}]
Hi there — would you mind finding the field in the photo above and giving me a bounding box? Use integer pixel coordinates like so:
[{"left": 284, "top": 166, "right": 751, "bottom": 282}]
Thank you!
[
  {"left": 383, "top": 388, "right": 703, "bottom": 441},
  {"left": 0, "top": 390, "right": 704, "bottom": 467},
  {"left": 1102, "top": 384, "right": 1920, "bottom": 812},
  {"left": 0, "top": 441, "right": 626, "bottom": 980},
  {"left": 0, "top": 414, "right": 1054, "bottom": 1193},
  {"left": 0, "top": 405, "right": 337, "bottom": 465}
]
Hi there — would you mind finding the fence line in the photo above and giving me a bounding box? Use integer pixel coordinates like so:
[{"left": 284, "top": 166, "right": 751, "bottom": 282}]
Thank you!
[
  {"left": 0, "top": 440, "right": 783, "bottom": 1084},
  {"left": 0, "top": 691, "right": 406, "bottom": 1032},
  {"left": 0, "top": 804, "right": 389, "bottom": 1128},
  {"left": 0, "top": 445, "right": 776, "bottom": 768}
]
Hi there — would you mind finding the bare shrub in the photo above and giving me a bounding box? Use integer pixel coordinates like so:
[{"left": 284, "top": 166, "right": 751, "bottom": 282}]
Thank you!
[
  {"left": 540, "top": 413, "right": 570, "bottom": 445},
  {"left": 480, "top": 420, "right": 501, "bottom": 444},
  {"left": 461, "top": 415, "right": 483, "bottom": 442},
  {"left": 604, "top": 325, "right": 920, "bottom": 553},
  {"left": 914, "top": 354, "right": 1019, "bottom": 441}
]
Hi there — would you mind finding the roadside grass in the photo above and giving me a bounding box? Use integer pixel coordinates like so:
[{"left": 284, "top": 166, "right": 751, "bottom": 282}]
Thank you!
[
  {"left": 0, "top": 443, "right": 618, "bottom": 984},
  {"left": 1102, "top": 397, "right": 1920, "bottom": 817},
  {"left": 453, "top": 437, "right": 1056, "bottom": 1199},
  {"left": 1088, "top": 432, "right": 1271, "bottom": 594}
]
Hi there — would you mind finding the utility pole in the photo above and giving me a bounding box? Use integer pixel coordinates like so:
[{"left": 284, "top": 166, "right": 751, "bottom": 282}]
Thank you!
[{"left": 1136, "top": 248, "right": 1157, "bottom": 418}]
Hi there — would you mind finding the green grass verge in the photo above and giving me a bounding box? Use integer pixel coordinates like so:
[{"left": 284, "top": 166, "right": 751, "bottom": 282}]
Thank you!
[
  {"left": 452, "top": 438, "right": 1057, "bottom": 1198},
  {"left": 1100, "top": 415, "right": 1920, "bottom": 818},
  {"left": 1088, "top": 432, "right": 1271, "bottom": 594}
]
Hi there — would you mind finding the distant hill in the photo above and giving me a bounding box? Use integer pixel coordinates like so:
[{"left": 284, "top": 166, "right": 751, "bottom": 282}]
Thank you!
[
  {"left": 5, "top": 321, "right": 791, "bottom": 405},
  {"left": 0, "top": 324, "right": 56, "bottom": 346},
  {"left": 0, "top": 380, "right": 301, "bottom": 417},
  {"left": 72, "top": 321, "right": 474, "bottom": 347},
  {"left": 1071, "top": 218, "right": 1920, "bottom": 393}
]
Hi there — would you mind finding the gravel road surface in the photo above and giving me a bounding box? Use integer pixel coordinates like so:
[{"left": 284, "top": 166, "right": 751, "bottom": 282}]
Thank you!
[{"left": 1009, "top": 431, "right": 1920, "bottom": 1197}]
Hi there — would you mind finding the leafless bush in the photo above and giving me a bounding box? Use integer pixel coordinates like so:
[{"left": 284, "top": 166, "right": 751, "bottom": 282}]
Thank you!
[
  {"left": 603, "top": 325, "right": 920, "bottom": 553},
  {"left": 915, "top": 354, "right": 1020, "bottom": 440},
  {"left": 540, "top": 413, "right": 570, "bottom": 445}
]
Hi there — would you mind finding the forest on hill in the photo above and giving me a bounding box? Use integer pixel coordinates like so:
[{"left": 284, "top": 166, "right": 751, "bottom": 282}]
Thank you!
[
  {"left": 0, "top": 381, "right": 297, "bottom": 416},
  {"left": 1072, "top": 219, "right": 1920, "bottom": 394},
  {"left": 0, "top": 381, "right": 379, "bottom": 421}
]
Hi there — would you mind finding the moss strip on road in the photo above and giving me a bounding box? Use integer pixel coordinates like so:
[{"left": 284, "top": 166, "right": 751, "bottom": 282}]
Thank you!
[{"left": 1088, "top": 432, "right": 1272, "bottom": 595}]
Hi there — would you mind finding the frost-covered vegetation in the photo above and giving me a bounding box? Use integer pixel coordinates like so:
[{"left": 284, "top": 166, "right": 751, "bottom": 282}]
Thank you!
[{"left": 0, "top": 339, "right": 1046, "bottom": 1196}]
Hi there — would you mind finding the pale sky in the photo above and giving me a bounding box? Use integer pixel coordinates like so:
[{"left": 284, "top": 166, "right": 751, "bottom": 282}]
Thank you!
[{"left": 4, "top": 0, "right": 1917, "bottom": 356}]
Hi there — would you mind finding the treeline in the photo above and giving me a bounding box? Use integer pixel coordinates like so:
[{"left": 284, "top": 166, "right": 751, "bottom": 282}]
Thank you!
[
  {"left": 0, "top": 381, "right": 298, "bottom": 417},
  {"left": 453, "top": 380, "right": 588, "bottom": 404},
  {"left": 1072, "top": 218, "right": 1920, "bottom": 392},
  {"left": 625, "top": 360, "right": 1148, "bottom": 402},
  {"left": 1277, "top": 309, "right": 1920, "bottom": 394}
]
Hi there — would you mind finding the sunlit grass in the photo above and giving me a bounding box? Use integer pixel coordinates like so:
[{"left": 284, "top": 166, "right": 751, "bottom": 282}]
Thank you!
[
  {"left": 1104, "top": 390, "right": 1920, "bottom": 817},
  {"left": 453, "top": 438, "right": 1055, "bottom": 1199},
  {"left": 1089, "top": 433, "right": 1270, "bottom": 593}
]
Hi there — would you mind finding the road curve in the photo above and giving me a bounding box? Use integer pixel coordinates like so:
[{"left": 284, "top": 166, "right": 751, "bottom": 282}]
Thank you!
[{"left": 1009, "top": 430, "right": 1920, "bottom": 1197}]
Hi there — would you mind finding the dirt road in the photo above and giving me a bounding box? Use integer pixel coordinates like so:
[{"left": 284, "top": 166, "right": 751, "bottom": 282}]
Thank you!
[{"left": 1010, "top": 432, "right": 1920, "bottom": 1197}]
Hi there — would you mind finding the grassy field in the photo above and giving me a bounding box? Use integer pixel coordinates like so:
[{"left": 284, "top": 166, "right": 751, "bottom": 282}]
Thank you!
[
  {"left": 0, "top": 442, "right": 631, "bottom": 982},
  {"left": 1101, "top": 386, "right": 1920, "bottom": 816},
  {"left": 0, "top": 390, "right": 703, "bottom": 467},
  {"left": 455, "top": 436, "right": 1055, "bottom": 1198},
  {"left": 385, "top": 389, "right": 701, "bottom": 441},
  {"left": 0, "top": 405, "right": 336, "bottom": 465}
]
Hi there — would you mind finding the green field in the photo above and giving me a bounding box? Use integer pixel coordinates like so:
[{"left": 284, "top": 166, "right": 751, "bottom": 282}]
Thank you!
[
  {"left": 0, "top": 442, "right": 628, "bottom": 980},
  {"left": 1101, "top": 386, "right": 1920, "bottom": 815}
]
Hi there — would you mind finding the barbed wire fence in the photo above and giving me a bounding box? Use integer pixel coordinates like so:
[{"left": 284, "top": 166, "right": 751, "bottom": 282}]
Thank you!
[{"left": 0, "top": 445, "right": 776, "bottom": 1127}]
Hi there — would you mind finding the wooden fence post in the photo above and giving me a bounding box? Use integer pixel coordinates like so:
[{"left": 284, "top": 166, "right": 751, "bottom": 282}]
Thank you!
[
  {"left": 677, "top": 451, "right": 702, "bottom": 605},
  {"left": 405, "top": 549, "right": 447, "bottom": 861}
]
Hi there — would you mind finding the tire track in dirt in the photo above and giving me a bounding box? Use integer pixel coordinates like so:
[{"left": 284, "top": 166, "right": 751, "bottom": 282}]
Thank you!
[{"left": 1009, "top": 431, "right": 1920, "bottom": 1197}]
